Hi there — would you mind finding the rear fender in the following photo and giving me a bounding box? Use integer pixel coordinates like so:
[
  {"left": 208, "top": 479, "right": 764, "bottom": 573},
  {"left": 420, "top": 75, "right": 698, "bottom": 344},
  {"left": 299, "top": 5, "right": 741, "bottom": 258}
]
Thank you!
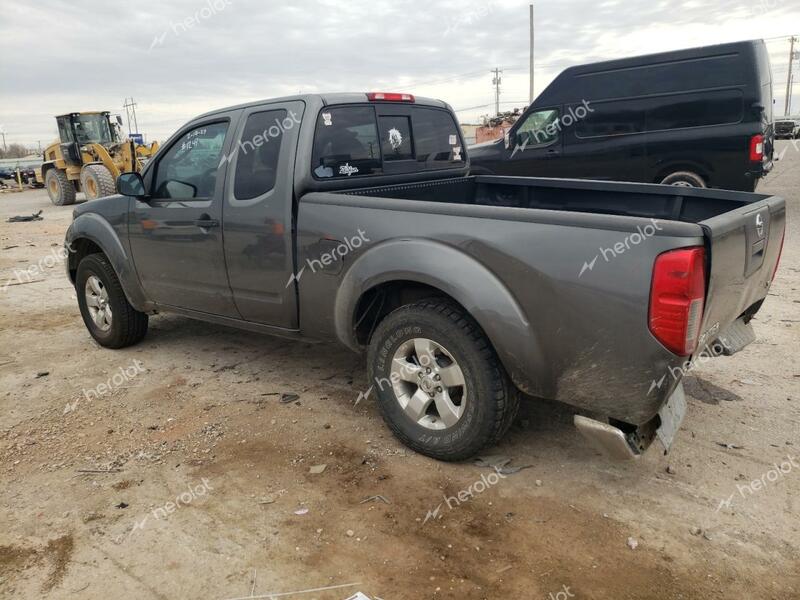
[{"left": 334, "top": 238, "right": 549, "bottom": 396}]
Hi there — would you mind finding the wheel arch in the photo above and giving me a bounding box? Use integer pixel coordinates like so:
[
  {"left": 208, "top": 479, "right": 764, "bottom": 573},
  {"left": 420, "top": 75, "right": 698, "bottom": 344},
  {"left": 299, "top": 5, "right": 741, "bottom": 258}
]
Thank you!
[
  {"left": 653, "top": 162, "right": 710, "bottom": 186},
  {"left": 67, "top": 213, "right": 153, "bottom": 312},
  {"left": 335, "top": 239, "right": 548, "bottom": 396}
]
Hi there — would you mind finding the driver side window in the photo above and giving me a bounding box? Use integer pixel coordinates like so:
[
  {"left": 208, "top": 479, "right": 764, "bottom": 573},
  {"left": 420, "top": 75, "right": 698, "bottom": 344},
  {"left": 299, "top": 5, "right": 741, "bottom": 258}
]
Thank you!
[
  {"left": 516, "top": 109, "right": 560, "bottom": 148},
  {"left": 153, "top": 122, "right": 229, "bottom": 199}
]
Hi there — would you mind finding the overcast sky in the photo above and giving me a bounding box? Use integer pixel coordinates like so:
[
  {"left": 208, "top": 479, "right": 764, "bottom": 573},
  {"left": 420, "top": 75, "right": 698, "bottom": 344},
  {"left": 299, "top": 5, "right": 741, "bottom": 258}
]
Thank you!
[{"left": 0, "top": 0, "right": 798, "bottom": 147}]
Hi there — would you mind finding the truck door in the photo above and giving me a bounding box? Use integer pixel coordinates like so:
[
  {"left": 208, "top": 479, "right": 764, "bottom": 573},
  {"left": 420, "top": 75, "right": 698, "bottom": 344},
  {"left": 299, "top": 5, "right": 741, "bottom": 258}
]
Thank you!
[
  {"left": 500, "top": 107, "right": 564, "bottom": 176},
  {"left": 128, "top": 114, "right": 240, "bottom": 316},
  {"left": 222, "top": 100, "right": 305, "bottom": 328}
]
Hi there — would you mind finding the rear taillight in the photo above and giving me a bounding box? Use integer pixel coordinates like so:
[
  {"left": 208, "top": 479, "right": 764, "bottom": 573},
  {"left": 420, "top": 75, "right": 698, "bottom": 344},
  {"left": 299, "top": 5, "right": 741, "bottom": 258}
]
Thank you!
[
  {"left": 749, "top": 134, "right": 764, "bottom": 162},
  {"left": 366, "top": 92, "right": 415, "bottom": 102},
  {"left": 771, "top": 227, "right": 785, "bottom": 282},
  {"left": 649, "top": 247, "right": 706, "bottom": 356}
]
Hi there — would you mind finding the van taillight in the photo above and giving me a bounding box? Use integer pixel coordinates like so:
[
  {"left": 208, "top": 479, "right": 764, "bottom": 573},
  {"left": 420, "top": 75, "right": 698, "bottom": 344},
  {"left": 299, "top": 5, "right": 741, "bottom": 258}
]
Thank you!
[
  {"left": 649, "top": 247, "right": 706, "bottom": 356},
  {"left": 749, "top": 134, "right": 764, "bottom": 162}
]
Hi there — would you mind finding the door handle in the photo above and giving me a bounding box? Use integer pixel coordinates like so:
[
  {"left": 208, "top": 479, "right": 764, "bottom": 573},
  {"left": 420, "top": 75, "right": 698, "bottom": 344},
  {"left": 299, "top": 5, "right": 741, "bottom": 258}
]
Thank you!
[{"left": 194, "top": 214, "right": 219, "bottom": 228}]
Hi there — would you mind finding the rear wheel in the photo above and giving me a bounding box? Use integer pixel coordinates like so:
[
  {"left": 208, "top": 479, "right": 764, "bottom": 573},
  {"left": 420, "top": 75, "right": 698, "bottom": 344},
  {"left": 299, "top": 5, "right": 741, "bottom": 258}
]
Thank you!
[
  {"left": 80, "top": 164, "right": 116, "bottom": 200},
  {"left": 45, "top": 168, "right": 76, "bottom": 205},
  {"left": 367, "top": 299, "right": 519, "bottom": 461},
  {"left": 660, "top": 171, "right": 706, "bottom": 188},
  {"left": 76, "top": 254, "right": 148, "bottom": 348}
]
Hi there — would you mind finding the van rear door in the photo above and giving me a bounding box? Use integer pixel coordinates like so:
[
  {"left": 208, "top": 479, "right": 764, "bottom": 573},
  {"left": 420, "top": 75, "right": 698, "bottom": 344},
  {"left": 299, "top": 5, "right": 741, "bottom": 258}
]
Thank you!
[{"left": 696, "top": 194, "right": 785, "bottom": 353}]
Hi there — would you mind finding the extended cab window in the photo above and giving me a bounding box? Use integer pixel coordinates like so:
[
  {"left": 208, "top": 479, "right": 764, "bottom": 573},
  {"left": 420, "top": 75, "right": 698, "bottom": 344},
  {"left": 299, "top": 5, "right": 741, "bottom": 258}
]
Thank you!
[
  {"left": 154, "top": 122, "right": 228, "bottom": 199},
  {"left": 234, "top": 109, "right": 286, "bottom": 199},
  {"left": 312, "top": 107, "right": 381, "bottom": 178}
]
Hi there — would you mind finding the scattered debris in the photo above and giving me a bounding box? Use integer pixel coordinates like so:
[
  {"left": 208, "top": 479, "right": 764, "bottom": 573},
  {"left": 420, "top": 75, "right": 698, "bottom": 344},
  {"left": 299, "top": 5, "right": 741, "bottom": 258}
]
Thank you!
[
  {"left": 36, "top": 371, "right": 49, "bottom": 378},
  {"left": 473, "top": 455, "right": 533, "bottom": 475},
  {"left": 280, "top": 392, "right": 300, "bottom": 404},
  {"left": 346, "top": 529, "right": 355, "bottom": 537},
  {"left": 115, "top": 502, "right": 129, "bottom": 509},
  {"left": 7, "top": 210, "right": 43, "bottom": 222},
  {"left": 715, "top": 442, "right": 744, "bottom": 450},
  {"left": 258, "top": 495, "right": 276, "bottom": 505},
  {"left": 690, "top": 526, "right": 703, "bottom": 536},
  {"left": 732, "top": 378, "right": 759, "bottom": 386},
  {"left": 535, "top": 479, "right": 543, "bottom": 487},
  {"left": 359, "top": 495, "right": 390, "bottom": 505},
  {"left": 666, "top": 465, "right": 676, "bottom": 475},
  {"left": 309, "top": 464, "right": 327, "bottom": 474},
  {"left": 293, "top": 507, "right": 309, "bottom": 515},
  {"left": 2, "top": 245, "right": 18, "bottom": 250},
  {"left": 626, "top": 537, "right": 639, "bottom": 550},
  {"left": 76, "top": 468, "right": 122, "bottom": 474}
]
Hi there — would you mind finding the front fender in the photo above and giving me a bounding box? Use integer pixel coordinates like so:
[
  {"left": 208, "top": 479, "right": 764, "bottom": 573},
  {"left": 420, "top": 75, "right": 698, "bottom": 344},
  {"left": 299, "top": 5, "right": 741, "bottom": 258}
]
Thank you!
[
  {"left": 334, "top": 238, "right": 549, "bottom": 396},
  {"left": 66, "top": 211, "right": 152, "bottom": 312}
]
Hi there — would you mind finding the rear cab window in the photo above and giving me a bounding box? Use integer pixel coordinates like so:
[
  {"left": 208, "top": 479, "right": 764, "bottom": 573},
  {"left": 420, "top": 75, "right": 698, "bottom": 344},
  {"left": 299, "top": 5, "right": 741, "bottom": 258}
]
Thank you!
[{"left": 311, "top": 103, "right": 463, "bottom": 180}]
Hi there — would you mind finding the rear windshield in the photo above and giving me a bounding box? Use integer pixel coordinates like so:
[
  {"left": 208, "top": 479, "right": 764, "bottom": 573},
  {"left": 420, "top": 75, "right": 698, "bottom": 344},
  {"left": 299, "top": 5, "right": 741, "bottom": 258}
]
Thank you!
[{"left": 311, "top": 104, "right": 463, "bottom": 180}]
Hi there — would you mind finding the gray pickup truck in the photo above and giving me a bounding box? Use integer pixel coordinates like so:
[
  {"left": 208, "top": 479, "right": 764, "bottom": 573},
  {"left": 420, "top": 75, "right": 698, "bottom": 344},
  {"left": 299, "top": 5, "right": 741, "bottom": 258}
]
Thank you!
[{"left": 65, "top": 92, "right": 786, "bottom": 461}]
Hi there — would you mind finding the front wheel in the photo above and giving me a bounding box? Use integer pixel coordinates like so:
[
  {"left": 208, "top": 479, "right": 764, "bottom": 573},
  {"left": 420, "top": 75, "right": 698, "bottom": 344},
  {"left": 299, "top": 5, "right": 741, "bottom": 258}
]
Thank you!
[
  {"left": 367, "top": 300, "right": 519, "bottom": 461},
  {"left": 80, "top": 164, "right": 116, "bottom": 200},
  {"left": 76, "top": 254, "right": 148, "bottom": 348},
  {"left": 45, "top": 168, "right": 76, "bottom": 205}
]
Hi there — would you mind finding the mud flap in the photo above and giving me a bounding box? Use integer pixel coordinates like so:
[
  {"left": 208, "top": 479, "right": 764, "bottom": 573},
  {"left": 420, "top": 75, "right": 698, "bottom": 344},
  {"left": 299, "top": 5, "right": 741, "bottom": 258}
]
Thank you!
[{"left": 656, "top": 383, "right": 686, "bottom": 453}]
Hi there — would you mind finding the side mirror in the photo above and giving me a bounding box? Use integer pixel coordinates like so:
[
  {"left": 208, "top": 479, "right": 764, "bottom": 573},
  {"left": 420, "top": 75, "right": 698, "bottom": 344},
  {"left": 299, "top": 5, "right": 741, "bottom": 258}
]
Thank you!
[{"left": 117, "top": 172, "right": 147, "bottom": 198}]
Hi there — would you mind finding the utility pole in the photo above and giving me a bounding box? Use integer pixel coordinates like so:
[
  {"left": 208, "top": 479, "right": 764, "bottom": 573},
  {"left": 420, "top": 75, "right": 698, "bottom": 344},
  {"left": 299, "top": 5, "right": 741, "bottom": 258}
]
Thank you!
[
  {"left": 786, "top": 36, "right": 797, "bottom": 116},
  {"left": 0, "top": 131, "right": 6, "bottom": 152},
  {"left": 491, "top": 68, "right": 503, "bottom": 116},
  {"left": 529, "top": 3, "right": 534, "bottom": 104},
  {"left": 123, "top": 97, "right": 140, "bottom": 135}
]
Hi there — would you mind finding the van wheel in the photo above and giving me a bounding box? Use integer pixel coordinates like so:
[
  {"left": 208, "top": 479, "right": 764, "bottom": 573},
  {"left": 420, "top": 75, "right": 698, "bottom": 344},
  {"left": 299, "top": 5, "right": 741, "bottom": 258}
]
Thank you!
[
  {"left": 76, "top": 253, "right": 149, "bottom": 348},
  {"left": 660, "top": 171, "right": 706, "bottom": 188},
  {"left": 367, "top": 299, "right": 519, "bottom": 461}
]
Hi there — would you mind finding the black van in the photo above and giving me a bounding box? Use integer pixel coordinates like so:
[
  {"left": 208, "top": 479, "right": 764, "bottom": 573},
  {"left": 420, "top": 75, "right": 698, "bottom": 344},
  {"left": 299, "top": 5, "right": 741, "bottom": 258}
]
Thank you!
[{"left": 469, "top": 40, "right": 775, "bottom": 191}]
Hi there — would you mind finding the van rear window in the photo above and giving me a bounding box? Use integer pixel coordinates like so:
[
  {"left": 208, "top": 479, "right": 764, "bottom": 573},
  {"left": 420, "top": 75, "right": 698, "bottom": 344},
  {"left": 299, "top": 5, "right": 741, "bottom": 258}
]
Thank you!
[{"left": 311, "top": 105, "right": 462, "bottom": 179}]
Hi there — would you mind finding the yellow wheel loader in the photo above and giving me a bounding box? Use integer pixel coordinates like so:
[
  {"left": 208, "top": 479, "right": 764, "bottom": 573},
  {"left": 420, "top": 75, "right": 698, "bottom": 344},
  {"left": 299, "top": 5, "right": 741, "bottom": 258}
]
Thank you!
[{"left": 39, "top": 112, "right": 159, "bottom": 205}]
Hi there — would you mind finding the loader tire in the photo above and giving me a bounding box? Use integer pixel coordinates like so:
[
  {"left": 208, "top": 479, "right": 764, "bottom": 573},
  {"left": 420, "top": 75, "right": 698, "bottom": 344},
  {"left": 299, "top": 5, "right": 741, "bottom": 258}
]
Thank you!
[
  {"left": 45, "top": 168, "right": 76, "bottom": 206},
  {"left": 81, "top": 164, "right": 117, "bottom": 200}
]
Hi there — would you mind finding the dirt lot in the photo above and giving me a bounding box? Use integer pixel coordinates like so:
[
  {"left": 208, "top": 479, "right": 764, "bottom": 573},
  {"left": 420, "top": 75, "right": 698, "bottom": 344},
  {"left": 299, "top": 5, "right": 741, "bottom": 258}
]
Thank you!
[{"left": 1, "top": 146, "right": 799, "bottom": 600}]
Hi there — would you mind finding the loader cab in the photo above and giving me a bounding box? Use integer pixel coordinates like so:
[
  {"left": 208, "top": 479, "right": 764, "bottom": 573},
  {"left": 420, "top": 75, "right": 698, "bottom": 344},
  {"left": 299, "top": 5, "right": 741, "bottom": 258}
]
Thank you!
[{"left": 56, "top": 112, "right": 119, "bottom": 147}]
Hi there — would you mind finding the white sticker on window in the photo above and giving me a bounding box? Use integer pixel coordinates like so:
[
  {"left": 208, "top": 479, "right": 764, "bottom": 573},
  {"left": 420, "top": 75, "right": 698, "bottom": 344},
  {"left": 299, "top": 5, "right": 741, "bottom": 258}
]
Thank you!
[
  {"left": 449, "top": 134, "right": 457, "bottom": 145},
  {"left": 453, "top": 146, "right": 462, "bottom": 161},
  {"left": 388, "top": 127, "right": 403, "bottom": 150},
  {"left": 322, "top": 112, "right": 333, "bottom": 126},
  {"left": 339, "top": 163, "right": 359, "bottom": 176}
]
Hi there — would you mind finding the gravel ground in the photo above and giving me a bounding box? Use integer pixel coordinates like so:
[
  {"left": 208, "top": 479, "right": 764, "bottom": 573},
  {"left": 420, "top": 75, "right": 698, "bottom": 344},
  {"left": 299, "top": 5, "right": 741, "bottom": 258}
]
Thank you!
[{"left": 1, "top": 145, "right": 798, "bottom": 599}]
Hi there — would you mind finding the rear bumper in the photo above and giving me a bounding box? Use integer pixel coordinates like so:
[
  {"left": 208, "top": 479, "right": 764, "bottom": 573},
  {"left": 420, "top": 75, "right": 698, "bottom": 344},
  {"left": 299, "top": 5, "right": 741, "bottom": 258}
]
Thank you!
[{"left": 575, "top": 383, "right": 687, "bottom": 460}]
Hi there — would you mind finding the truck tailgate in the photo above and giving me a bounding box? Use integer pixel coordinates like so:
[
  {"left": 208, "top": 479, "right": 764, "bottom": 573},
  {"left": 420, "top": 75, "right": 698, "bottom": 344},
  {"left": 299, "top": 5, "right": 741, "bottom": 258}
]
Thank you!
[{"left": 696, "top": 195, "right": 786, "bottom": 351}]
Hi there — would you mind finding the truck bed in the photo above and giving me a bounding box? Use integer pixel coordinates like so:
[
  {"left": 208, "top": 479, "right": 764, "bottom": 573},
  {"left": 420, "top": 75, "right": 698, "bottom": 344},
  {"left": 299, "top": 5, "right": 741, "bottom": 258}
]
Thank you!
[{"left": 341, "top": 175, "right": 769, "bottom": 224}]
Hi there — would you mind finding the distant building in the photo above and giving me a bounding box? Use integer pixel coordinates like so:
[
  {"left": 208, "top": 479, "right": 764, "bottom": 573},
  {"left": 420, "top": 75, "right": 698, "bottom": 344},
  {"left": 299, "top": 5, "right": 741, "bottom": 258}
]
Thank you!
[{"left": 460, "top": 123, "right": 481, "bottom": 146}]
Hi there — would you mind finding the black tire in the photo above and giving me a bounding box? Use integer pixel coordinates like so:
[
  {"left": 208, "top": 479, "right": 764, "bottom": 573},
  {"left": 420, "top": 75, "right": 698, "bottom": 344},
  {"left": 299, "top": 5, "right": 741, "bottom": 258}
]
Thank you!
[
  {"left": 660, "top": 171, "right": 706, "bottom": 188},
  {"left": 80, "top": 164, "right": 116, "bottom": 200},
  {"left": 76, "top": 253, "right": 148, "bottom": 349},
  {"left": 367, "top": 299, "right": 519, "bottom": 461},
  {"left": 45, "top": 168, "right": 76, "bottom": 206}
]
